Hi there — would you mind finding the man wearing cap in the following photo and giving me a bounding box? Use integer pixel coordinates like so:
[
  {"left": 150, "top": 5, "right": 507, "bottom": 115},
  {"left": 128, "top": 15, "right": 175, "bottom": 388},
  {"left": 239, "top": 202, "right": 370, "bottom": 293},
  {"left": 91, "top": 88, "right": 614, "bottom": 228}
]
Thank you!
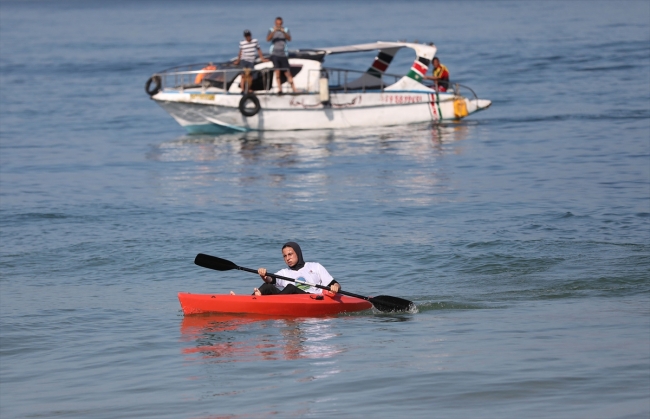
[{"left": 234, "top": 30, "right": 267, "bottom": 92}]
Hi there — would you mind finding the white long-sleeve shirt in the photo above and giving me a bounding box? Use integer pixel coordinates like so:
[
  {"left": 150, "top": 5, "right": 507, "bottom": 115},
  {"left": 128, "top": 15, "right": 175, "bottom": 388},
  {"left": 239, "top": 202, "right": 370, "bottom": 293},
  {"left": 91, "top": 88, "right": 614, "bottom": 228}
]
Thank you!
[{"left": 274, "top": 262, "right": 334, "bottom": 294}]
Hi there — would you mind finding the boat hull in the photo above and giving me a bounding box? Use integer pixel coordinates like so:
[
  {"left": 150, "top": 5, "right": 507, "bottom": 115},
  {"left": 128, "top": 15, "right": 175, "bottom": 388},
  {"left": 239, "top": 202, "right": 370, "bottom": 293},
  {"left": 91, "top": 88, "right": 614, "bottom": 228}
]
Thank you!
[
  {"left": 178, "top": 292, "right": 373, "bottom": 316},
  {"left": 154, "top": 91, "right": 491, "bottom": 133}
]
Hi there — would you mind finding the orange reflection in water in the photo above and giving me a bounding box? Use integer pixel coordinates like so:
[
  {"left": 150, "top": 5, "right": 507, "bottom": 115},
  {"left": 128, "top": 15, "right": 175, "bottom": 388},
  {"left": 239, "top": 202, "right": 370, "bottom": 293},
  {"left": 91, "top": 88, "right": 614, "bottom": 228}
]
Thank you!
[{"left": 180, "top": 313, "right": 342, "bottom": 363}]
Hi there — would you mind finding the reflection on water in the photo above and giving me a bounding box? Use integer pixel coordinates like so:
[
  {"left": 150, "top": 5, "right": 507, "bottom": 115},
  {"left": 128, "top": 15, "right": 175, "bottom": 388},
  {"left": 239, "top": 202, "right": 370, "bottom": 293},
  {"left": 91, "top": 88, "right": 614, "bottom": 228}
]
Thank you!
[
  {"left": 180, "top": 314, "right": 343, "bottom": 363},
  {"left": 148, "top": 122, "right": 471, "bottom": 164},
  {"left": 146, "top": 123, "right": 474, "bottom": 207}
]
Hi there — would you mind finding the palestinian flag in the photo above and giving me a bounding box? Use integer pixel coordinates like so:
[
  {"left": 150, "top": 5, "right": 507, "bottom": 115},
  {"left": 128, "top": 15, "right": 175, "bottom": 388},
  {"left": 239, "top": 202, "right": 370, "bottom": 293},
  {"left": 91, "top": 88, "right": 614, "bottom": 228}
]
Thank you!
[
  {"left": 366, "top": 50, "right": 396, "bottom": 78},
  {"left": 407, "top": 57, "right": 430, "bottom": 82}
]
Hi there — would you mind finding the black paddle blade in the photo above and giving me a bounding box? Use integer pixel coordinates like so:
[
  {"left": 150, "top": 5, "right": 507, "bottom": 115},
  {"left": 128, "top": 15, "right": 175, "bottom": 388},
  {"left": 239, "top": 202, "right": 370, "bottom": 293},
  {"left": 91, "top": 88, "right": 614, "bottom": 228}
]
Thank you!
[
  {"left": 194, "top": 254, "right": 238, "bottom": 271},
  {"left": 368, "top": 295, "right": 415, "bottom": 313}
]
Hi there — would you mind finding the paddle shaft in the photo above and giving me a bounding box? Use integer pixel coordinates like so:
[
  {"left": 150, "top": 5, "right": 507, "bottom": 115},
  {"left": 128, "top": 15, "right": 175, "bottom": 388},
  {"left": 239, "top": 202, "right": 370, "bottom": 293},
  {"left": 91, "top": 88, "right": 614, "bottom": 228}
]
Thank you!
[{"left": 235, "top": 266, "right": 372, "bottom": 302}]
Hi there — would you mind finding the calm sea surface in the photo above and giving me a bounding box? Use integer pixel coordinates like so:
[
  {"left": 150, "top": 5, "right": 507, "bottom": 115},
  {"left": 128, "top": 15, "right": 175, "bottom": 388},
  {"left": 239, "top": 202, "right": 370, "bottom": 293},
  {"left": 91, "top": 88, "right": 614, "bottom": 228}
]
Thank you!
[{"left": 1, "top": 1, "right": 649, "bottom": 418}]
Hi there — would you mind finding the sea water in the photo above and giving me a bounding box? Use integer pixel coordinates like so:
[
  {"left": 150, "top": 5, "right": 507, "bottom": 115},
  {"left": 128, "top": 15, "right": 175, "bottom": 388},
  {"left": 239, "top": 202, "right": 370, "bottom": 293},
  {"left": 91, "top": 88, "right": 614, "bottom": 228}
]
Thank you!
[{"left": 1, "top": 1, "right": 648, "bottom": 418}]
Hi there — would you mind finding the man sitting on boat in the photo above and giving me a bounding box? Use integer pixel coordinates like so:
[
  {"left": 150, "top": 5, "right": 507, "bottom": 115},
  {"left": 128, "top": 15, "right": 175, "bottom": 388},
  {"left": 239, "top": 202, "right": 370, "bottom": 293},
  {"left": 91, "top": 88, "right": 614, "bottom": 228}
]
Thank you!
[
  {"left": 234, "top": 29, "right": 267, "bottom": 93},
  {"left": 254, "top": 242, "right": 340, "bottom": 296},
  {"left": 194, "top": 63, "right": 217, "bottom": 85},
  {"left": 425, "top": 57, "right": 450, "bottom": 92},
  {"left": 266, "top": 17, "right": 296, "bottom": 93}
]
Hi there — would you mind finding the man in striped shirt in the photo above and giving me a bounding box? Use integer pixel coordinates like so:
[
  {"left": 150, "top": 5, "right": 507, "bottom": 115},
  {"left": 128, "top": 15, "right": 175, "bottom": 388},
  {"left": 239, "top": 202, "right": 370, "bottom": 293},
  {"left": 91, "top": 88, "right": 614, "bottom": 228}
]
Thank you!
[{"left": 234, "top": 30, "right": 267, "bottom": 92}]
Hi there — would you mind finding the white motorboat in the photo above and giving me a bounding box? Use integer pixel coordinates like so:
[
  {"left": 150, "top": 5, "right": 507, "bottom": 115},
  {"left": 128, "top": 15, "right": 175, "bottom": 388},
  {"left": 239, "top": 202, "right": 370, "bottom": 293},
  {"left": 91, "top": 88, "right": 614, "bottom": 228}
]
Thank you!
[{"left": 145, "top": 42, "right": 491, "bottom": 133}]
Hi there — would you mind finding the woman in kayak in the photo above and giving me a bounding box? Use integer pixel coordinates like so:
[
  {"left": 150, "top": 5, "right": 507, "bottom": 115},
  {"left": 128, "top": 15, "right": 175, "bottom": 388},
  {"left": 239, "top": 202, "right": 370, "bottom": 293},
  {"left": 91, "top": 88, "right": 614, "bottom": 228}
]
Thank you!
[{"left": 254, "top": 242, "right": 340, "bottom": 296}]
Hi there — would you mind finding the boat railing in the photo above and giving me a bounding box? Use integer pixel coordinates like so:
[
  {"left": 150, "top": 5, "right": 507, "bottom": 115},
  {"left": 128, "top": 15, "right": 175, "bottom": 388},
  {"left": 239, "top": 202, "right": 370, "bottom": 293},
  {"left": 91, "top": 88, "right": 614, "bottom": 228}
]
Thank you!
[
  {"left": 151, "top": 65, "right": 307, "bottom": 94},
  {"left": 315, "top": 69, "right": 482, "bottom": 99},
  {"left": 152, "top": 63, "right": 407, "bottom": 94},
  {"left": 313, "top": 67, "right": 402, "bottom": 93},
  {"left": 421, "top": 80, "right": 481, "bottom": 99},
  {"left": 152, "top": 65, "right": 246, "bottom": 93},
  {"left": 149, "top": 63, "right": 483, "bottom": 99},
  {"left": 454, "top": 83, "right": 480, "bottom": 100}
]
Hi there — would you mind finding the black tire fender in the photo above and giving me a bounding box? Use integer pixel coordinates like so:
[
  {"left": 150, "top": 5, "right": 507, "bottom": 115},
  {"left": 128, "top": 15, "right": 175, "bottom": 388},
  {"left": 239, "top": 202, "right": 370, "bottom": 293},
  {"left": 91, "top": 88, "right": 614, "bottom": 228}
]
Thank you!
[
  {"left": 145, "top": 76, "right": 162, "bottom": 96},
  {"left": 238, "top": 93, "right": 260, "bottom": 117}
]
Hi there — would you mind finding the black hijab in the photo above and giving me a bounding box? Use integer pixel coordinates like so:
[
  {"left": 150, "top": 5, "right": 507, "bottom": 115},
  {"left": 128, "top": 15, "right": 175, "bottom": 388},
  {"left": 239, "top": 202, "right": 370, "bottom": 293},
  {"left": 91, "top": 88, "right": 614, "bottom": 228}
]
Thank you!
[{"left": 283, "top": 241, "right": 305, "bottom": 271}]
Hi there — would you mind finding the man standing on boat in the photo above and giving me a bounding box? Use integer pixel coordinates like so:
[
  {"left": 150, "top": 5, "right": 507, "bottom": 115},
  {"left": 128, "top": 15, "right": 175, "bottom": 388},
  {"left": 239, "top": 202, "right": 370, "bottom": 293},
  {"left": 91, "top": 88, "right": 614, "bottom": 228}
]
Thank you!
[
  {"left": 266, "top": 17, "right": 297, "bottom": 94},
  {"left": 425, "top": 57, "right": 450, "bottom": 92},
  {"left": 234, "top": 29, "right": 267, "bottom": 92}
]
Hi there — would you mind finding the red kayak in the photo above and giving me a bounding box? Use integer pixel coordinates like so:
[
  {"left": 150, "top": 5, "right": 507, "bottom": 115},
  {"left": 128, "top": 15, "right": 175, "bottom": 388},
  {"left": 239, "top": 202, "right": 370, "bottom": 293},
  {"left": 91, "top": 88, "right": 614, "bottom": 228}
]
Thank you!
[{"left": 178, "top": 292, "right": 373, "bottom": 316}]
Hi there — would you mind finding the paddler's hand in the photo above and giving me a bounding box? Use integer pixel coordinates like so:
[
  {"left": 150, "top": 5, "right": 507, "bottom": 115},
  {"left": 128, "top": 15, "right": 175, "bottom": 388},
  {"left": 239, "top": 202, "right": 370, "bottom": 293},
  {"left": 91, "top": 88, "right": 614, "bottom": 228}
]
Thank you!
[
  {"left": 330, "top": 283, "right": 340, "bottom": 293},
  {"left": 258, "top": 268, "right": 271, "bottom": 283}
]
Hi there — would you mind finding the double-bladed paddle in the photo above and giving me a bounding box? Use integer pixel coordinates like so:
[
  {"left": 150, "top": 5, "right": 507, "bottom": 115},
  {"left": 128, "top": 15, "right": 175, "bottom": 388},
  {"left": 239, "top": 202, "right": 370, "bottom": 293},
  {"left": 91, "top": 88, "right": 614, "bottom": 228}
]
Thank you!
[{"left": 194, "top": 253, "right": 414, "bottom": 313}]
